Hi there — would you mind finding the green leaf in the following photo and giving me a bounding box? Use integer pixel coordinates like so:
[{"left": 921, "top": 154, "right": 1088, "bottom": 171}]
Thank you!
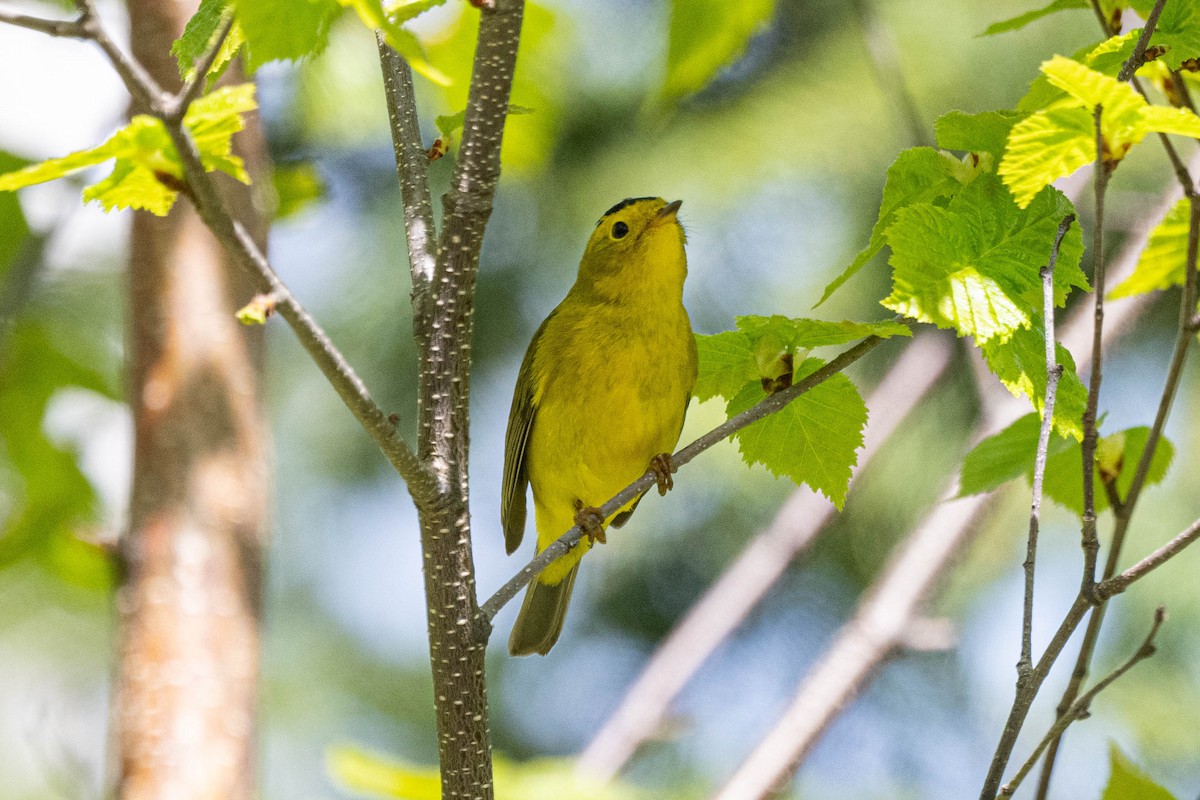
[
  {"left": 233, "top": 0, "right": 340, "bottom": 69},
  {"left": 1102, "top": 744, "right": 1178, "bottom": 800},
  {"left": 981, "top": 0, "right": 1089, "bottom": 36},
  {"left": 694, "top": 330, "right": 755, "bottom": 403},
  {"left": 661, "top": 0, "right": 776, "bottom": 102},
  {"left": 172, "top": 0, "right": 241, "bottom": 84},
  {"left": 936, "top": 110, "right": 1026, "bottom": 157},
  {"left": 173, "top": 0, "right": 229, "bottom": 76},
  {"left": 882, "top": 174, "right": 1087, "bottom": 344},
  {"left": 694, "top": 317, "right": 910, "bottom": 403},
  {"left": 339, "top": 0, "right": 450, "bottom": 85},
  {"left": 726, "top": 359, "right": 867, "bottom": 509},
  {"left": 959, "top": 413, "right": 1073, "bottom": 496},
  {"left": 1110, "top": 199, "right": 1192, "bottom": 299},
  {"left": 1003, "top": 56, "right": 1200, "bottom": 207},
  {"left": 818, "top": 147, "right": 967, "bottom": 306},
  {"left": 1017, "top": 32, "right": 1140, "bottom": 114},
  {"left": 0, "top": 85, "right": 256, "bottom": 215},
  {"left": 1148, "top": 0, "right": 1200, "bottom": 71},
  {"left": 980, "top": 322, "right": 1087, "bottom": 439},
  {"left": 1043, "top": 426, "right": 1174, "bottom": 515}
]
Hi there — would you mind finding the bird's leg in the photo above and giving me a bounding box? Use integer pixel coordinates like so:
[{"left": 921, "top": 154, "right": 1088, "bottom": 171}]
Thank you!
[
  {"left": 573, "top": 499, "right": 606, "bottom": 545},
  {"left": 650, "top": 452, "right": 675, "bottom": 496}
]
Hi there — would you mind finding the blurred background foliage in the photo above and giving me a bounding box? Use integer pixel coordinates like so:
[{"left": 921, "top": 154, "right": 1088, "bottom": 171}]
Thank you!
[{"left": 0, "top": 0, "right": 1197, "bottom": 797}]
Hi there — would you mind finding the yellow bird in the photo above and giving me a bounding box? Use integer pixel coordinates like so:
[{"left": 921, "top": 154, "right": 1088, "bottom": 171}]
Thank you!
[{"left": 502, "top": 197, "right": 697, "bottom": 656}]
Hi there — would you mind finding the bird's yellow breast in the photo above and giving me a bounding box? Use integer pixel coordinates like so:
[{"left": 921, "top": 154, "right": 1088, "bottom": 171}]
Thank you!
[{"left": 525, "top": 298, "right": 695, "bottom": 580}]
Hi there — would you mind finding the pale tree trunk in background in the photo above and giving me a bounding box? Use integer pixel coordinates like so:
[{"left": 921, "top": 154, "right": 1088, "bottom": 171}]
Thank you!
[{"left": 110, "top": 1, "right": 271, "bottom": 797}]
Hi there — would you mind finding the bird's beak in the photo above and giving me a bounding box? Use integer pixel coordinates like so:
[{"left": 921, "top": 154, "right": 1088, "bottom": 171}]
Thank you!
[{"left": 653, "top": 199, "right": 683, "bottom": 225}]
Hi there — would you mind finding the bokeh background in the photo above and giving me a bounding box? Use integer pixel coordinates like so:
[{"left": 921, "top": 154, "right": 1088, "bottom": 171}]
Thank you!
[{"left": 1, "top": 0, "right": 1197, "bottom": 797}]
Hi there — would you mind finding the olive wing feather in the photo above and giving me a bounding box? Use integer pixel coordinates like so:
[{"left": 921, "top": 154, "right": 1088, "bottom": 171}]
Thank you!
[{"left": 501, "top": 318, "right": 549, "bottom": 555}]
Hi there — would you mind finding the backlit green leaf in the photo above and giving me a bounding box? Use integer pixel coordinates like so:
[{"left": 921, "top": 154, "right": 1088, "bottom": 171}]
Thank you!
[
  {"left": 340, "top": 0, "right": 449, "bottom": 85},
  {"left": 958, "top": 412, "right": 1075, "bottom": 496},
  {"left": 882, "top": 174, "right": 1086, "bottom": 344},
  {"left": 694, "top": 330, "right": 755, "bottom": 403},
  {"left": 1003, "top": 56, "right": 1200, "bottom": 207},
  {"left": 0, "top": 85, "right": 256, "bottom": 215},
  {"left": 1110, "top": 199, "right": 1193, "bottom": 299}
]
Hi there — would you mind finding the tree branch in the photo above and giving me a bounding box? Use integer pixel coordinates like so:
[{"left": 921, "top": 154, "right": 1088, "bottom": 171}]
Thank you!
[
  {"left": 1116, "top": 0, "right": 1166, "bottom": 83},
  {"left": 997, "top": 607, "right": 1165, "bottom": 799},
  {"left": 1099, "top": 516, "right": 1200, "bottom": 598},
  {"left": 376, "top": 36, "right": 437, "bottom": 296},
  {"left": 0, "top": 7, "right": 86, "bottom": 36},
  {"left": 1079, "top": 106, "right": 1111, "bottom": 597},
  {"left": 478, "top": 330, "right": 898, "bottom": 625},
  {"left": 1020, "top": 215, "right": 1075, "bottom": 676},
  {"left": 578, "top": 332, "right": 953, "bottom": 780}
]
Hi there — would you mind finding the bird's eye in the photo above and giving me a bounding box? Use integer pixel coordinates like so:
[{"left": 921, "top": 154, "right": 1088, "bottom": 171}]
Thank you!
[{"left": 611, "top": 221, "right": 629, "bottom": 239}]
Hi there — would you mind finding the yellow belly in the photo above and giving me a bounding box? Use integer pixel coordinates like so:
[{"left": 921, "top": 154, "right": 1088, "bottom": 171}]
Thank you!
[{"left": 526, "top": 305, "right": 694, "bottom": 584}]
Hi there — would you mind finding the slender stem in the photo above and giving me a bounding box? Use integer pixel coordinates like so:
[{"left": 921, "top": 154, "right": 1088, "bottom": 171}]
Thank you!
[
  {"left": 1020, "top": 215, "right": 1075, "bottom": 675},
  {"left": 165, "top": 10, "right": 235, "bottom": 120},
  {"left": 1080, "top": 106, "right": 1110, "bottom": 596},
  {"left": 1099, "top": 517, "right": 1200, "bottom": 598},
  {"left": 1116, "top": 0, "right": 1167, "bottom": 83},
  {"left": 478, "top": 330, "right": 899, "bottom": 624},
  {"left": 74, "top": 0, "right": 168, "bottom": 113},
  {"left": 0, "top": 8, "right": 86, "bottom": 36},
  {"left": 998, "top": 608, "right": 1165, "bottom": 799},
  {"left": 1034, "top": 127, "right": 1200, "bottom": 800}
]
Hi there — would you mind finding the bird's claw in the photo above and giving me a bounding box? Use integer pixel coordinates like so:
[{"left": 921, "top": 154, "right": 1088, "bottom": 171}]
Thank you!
[
  {"left": 650, "top": 453, "right": 675, "bottom": 496},
  {"left": 573, "top": 500, "right": 606, "bottom": 545}
]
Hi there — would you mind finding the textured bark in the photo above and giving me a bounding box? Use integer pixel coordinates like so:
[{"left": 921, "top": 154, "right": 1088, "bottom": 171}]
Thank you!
[
  {"left": 409, "top": 2, "right": 524, "bottom": 796},
  {"left": 110, "top": 2, "right": 270, "bottom": 798}
]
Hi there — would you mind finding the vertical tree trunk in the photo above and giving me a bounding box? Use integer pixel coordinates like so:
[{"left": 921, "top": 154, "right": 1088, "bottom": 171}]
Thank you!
[{"left": 110, "top": 3, "right": 271, "bottom": 797}]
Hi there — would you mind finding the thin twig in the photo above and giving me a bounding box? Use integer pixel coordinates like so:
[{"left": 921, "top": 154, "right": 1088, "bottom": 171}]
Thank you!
[
  {"left": 477, "top": 331, "right": 898, "bottom": 625},
  {"left": 997, "top": 607, "right": 1166, "bottom": 799},
  {"left": 1020, "top": 215, "right": 1075, "bottom": 675},
  {"left": 1116, "top": 0, "right": 1167, "bottom": 83},
  {"left": 1099, "top": 516, "right": 1200, "bottom": 598},
  {"left": 166, "top": 9, "right": 235, "bottom": 120},
  {"left": 578, "top": 333, "right": 953, "bottom": 780},
  {"left": 1079, "top": 106, "right": 1110, "bottom": 597},
  {"left": 0, "top": 8, "right": 86, "bottom": 36},
  {"left": 73, "top": 0, "right": 168, "bottom": 113}
]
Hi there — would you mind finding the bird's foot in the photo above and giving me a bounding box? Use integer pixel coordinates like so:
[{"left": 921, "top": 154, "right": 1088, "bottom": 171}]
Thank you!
[
  {"left": 573, "top": 499, "right": 606, "bottom": 545},
  {"left": 650, "top": 452, "right": 675, "bottom": 496}
]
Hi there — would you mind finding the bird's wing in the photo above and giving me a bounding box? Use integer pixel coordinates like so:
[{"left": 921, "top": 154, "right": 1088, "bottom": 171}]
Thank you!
[{"left": 501, "top": 319, "right": 548, "bottom": 555}]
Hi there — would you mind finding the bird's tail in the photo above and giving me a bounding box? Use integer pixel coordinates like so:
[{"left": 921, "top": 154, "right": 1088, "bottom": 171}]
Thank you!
[{"left": 508, "top": 564, "right": 579, "bottom": 656}]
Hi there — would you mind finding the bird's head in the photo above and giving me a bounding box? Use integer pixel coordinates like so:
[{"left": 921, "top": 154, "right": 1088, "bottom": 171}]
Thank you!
[{"left": 576, "top": 197, "right": 688, "bottom": 301}]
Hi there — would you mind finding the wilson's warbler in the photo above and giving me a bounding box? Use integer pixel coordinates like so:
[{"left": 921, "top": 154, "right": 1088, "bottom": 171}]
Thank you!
[{"left": 502, "top": 197, "right": 697, "bottom": 656}]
